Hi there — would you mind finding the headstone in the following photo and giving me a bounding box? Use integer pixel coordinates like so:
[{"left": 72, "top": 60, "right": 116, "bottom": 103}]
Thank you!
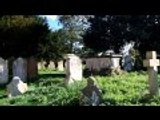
[
  {"left": 58, "top": 60, "right": 64, "bottom": 71},
  {"left": 143, "top": 51, "right": 160, "bottom": 96},
  {"left": 110, "top": 54, "right": 122, "bottom": 75},
  {"left": 0, "top": 58, "right": 8, "bottom": 84},
  {"left": 80, "top": 76, "right": 102, "bottom": 106},
  {"left": 13, "top": 58, "right": 27, "bottom": 82},
  {"left": 27, "top": 57, "right": 38, "bottom": 80},
  {"left": 121, "top": 42, "right": 135, "bottom": 71},
  {"left": 6, "top": 76, "right": 28, "bottom": 98},
  {"left": 65, "top": 54, "right": 82, "bottom": 84},
  {"left": 48, "top": 61, "right": 55, "bottom": 70},
  {"left": 38, "top": 61, "right": 46, "bottom": 70},
  {"left": 122, "top": 55, "right": 135, "bottom": 71},
  {"left": 38, "top": 62, "right": 42, "bottom": 70}
]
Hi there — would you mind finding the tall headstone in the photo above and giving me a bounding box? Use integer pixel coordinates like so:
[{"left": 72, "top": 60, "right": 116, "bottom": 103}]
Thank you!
[
  {"left": 143, "top": 51, "right": 160, "bottom": 96},
  {"left": 58, "top": 60, "right": 64, "bottom": 71},
  {"left": 27, "top": 57, "right": 38, "bottom": 80},
  {"left": 13, "top": 58, "right": 27, "bottom": 82},
  {"left": 65, "top": 54, "right": 82, "bottom": 84},
  {"left": 0, "top": 58, "right": 8, "bottom": 84}
]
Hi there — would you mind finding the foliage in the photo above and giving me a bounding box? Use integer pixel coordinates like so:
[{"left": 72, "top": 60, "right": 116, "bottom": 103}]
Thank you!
[
  {"left": 0, "top": 15, "right": 50, "bottom": 58},
  {"left": 38, "top": 29, "right": 71, "bottom": 62},
  {"left": 1, "top": 70, "right": 160, "bottom": 106},
  {"left": 83, "top": 15, "right": 160, "bottom": 57},
  {"left": 59, "top": 15, "right": 91, "bottom": 54}
]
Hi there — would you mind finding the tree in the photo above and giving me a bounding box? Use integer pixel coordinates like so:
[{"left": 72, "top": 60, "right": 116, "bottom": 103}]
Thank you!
[
  {"left": 59, "top": 15, "right": 91, "bottom": 54},
  {"left": 0, "top": 15, "right": 50, "bottom": 58},
  {"left": 38, "top": 29, "right": 71, "bottom": 64},
  {"left": 83, "top": 15, "right": 131, "bottom": 54},
  {"left": 0, "top": 15, "right": 50, "bottom": 81},
  {"left": 83, "top": 15, "right": 160, "bottom": 58}
]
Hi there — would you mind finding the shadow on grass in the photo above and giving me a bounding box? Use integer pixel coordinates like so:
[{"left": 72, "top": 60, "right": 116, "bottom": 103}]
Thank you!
[
  {"left": 28, "top": 72, "right": 67, "bottom": 88},
  {"left": 0, "top": 95, "right": 7, "bottom": 99},
  {"left": 38, "top": 73, "right": 65, "bottom": 79}
]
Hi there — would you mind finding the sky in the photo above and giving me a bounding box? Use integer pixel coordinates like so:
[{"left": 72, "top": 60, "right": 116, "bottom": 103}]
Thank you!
[{"left": 40, "top": 15, "right": 63, "bottom": 31}]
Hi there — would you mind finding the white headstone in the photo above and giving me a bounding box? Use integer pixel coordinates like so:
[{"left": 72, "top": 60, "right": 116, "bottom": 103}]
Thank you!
[
  {"left": 58, "top": 60, "right": 64, "bottom": 71},
  {"left": 13, "top": 58, "right": 27, "bottom": 82},
  {"left": 110, "top": 55, "right": 122, "bottom": 69},
  {"left": 38, "top": 61, "right": 46, "bottom": 70},
  {"left": 65, "top": 54, "right": 82, "bottom": 84},
  {"left": 143, "top": 51, "right": 160, "bottom": 96},
  {"left": 48, "top": 61, "right": 55, "bottom": 70},
  {"left": 6, "top": 76, "right": 28, "bottom": 98},
  {"left": 0, "top": 58, "right": 8, "bottom": 84}
]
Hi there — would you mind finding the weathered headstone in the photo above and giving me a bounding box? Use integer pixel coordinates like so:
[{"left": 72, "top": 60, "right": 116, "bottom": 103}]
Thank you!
[
  {"left": 80, "top": 76, "right": 102, "bottom": 106},
  {"left": 27, "top": 57, "right": 38, "bottom": 80},
  {"left": 6, "top": 76, "right": 28, "bottom": 98},
  {"left": 38, "top": 61, "right": 46, "bottom": 70},
  {"left": 0, "top": 58, "right": 8, "bottom": 84},
  {"left": 110, "top": 54, "right": 123, "bottom": 75},
  {"left": 48, "top": 61, "right": 55, "bottom": 70},
  {"left": 58, "top": 60, "right": 64, "bottom": 71},
  {"left": 65, "top": 54, "right": 82, "bottom": 84},
  {"left": 13, "top": 58, "right": 27, "bottom": 82},
  {"left": 122, "top": 55, "right": 135, "bottom": 71},
  {"left": 143, "top": 51, "right": 160, "bottom": 96}
]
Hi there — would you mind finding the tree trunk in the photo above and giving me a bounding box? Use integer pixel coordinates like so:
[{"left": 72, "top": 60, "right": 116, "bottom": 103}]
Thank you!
[{"left": 27, "top": 56, "right": 38, "bottom": 81}]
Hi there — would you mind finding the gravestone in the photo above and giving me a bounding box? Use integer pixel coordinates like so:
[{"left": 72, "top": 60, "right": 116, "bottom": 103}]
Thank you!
[
  {"left": 7, "top": 76, "right": 28, "bottom": 98},
  {"left": 13, "top": 58, "right": 27, "bottom": 82},
  {"left": 122, "top": 55, "right": 135, "bottom": 71},
  {"left": 58, "top": 60, "right": 64, "bottom": 71},
  {"left": 80, "top": 76, "right": 102, "bottom": 106},
  {"left": 27, "top": 57, "right": 38, "bottom": 80},
  {"left": 110, "top": 54, "right": 122, "bottom": 75},
  {"left": 38, "top": 61, "right": 46, "bottom": 70},
  {"left": 48, "top": 61, "right": 55, "bottom": 70},
  {"left": 38, "top": 62, "right": 42, "bottom": 70},
  {"left": 143, "top": 51, "right": 160, "bottom": 96},
  {"left": 110, "top": 55, "right": 122, "bottom": 68},
  {"left": 0, "top": 58, "right": 8, "bottom": 84},
  {"left": 65, "top": 54, "right": 82, "bottom": 84}
]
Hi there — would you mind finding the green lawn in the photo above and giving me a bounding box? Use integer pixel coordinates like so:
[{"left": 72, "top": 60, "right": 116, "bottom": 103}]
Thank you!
[{"left": 1, "top": 70, "right": 160, "bottom": 106}]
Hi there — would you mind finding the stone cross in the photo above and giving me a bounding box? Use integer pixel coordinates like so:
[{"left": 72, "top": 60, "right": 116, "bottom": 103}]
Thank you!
[{"left": 143, "top": 51, "right": 160, "bottom": 96}]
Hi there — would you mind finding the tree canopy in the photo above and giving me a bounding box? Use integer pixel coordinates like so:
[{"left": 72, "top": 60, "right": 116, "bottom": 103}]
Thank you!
[
  {"left": 59, "top": 15, "right": 91, "bottom": 54},
  {"left": 0, "top": 15, "right": 50, "bottom": 59},
  {"left": 83, "top": 15, "right": 160, "bottom": 57},
  {"left": 38, "top": 29, "right": 71, "bottom": 62}
]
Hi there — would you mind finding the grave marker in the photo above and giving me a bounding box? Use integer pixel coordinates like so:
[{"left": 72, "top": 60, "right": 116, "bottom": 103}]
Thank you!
[{"left": 143, "top": 51, "right": 160, "bottom": 96}]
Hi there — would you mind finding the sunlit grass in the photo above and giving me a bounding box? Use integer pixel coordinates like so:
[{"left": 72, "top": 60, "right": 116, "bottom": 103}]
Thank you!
[{"left": 0, "top": 70, "right": 160, "bottom": 106}]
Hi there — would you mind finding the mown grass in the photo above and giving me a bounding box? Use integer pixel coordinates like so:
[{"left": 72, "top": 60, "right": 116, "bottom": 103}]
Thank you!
[{"left": 1, "top": 69, "right": 160, "bottom": 106}]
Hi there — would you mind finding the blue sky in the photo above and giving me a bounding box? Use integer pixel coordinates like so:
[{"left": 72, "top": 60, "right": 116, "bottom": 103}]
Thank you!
[{"left": 41, "top": 15, "right": 63, "bottom": 31}]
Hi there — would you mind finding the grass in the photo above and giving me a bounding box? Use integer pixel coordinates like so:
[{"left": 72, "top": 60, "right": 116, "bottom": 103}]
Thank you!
[{"left": 1, "top": 69, "right": 160, "bottom": 106}]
